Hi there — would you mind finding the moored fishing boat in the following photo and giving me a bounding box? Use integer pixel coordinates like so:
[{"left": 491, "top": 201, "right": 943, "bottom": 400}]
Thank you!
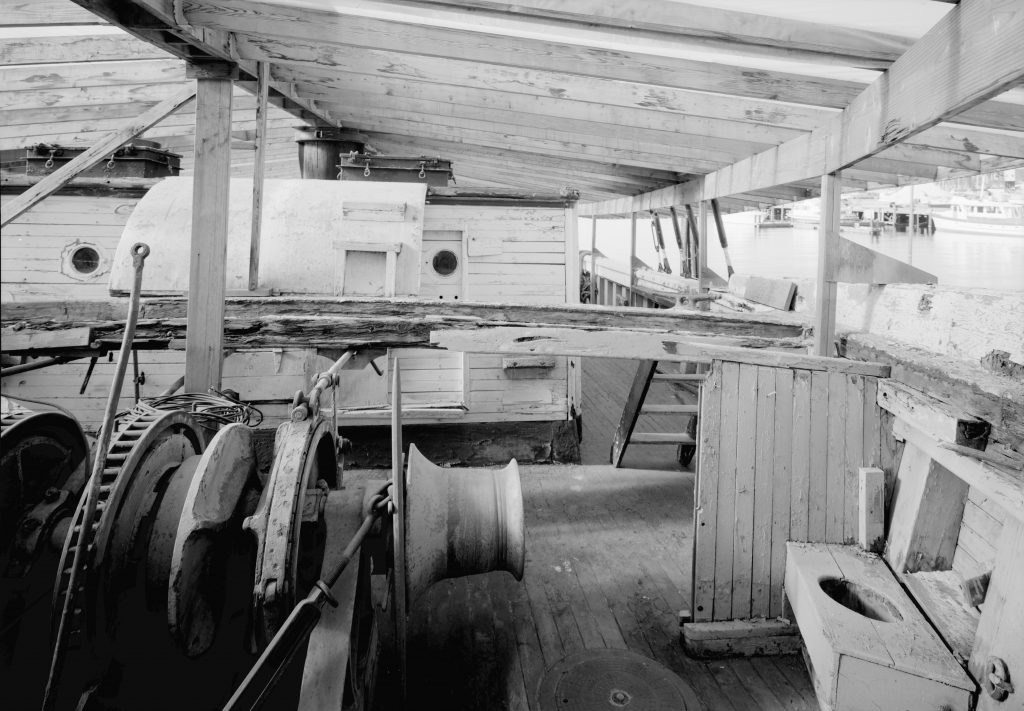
[{"left": 931, "top": 199, "right": 1024, "bottom": 235}]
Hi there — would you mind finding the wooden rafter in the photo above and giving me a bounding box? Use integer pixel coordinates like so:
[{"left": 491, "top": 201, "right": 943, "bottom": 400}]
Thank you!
[
  {"left": 190, "top": 2, "right": 1021, "bottom": 131},
  {"left": 186, "top": 0, "right": 913, "bottom": 68},
  {"left": 63, "top": 0, "right": 336, "bottom": 127},
  {"left": 583, "top": 0, "right": 1024, "bottom": 213}
]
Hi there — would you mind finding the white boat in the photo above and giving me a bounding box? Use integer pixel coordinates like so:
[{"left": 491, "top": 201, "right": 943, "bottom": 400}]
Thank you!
[{"left": 931, "top": 200, "right": 1024, "bottom": 236}]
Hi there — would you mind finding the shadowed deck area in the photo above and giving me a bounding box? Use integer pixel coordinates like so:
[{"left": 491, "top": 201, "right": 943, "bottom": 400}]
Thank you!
[
  {"left": 362, "top": 464, "right": 817, "bottom": 710},
  {"left": 354, "top": 357, "right": 816, "bottom": 710}
]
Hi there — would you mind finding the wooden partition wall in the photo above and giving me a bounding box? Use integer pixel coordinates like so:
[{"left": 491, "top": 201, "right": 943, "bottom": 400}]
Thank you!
[{"left": 692, "top": 358, "right": 899, "bottom": 622}]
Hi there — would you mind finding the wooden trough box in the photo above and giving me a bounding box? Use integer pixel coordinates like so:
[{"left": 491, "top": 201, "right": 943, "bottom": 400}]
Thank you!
[{"left": 786, "top": 542, "right": 974, "bottom": 711}]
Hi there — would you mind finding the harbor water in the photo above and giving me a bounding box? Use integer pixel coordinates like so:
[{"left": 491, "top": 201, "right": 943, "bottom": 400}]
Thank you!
[{"left": 586, "top": 214, "right": 1024, "bottom": 292}]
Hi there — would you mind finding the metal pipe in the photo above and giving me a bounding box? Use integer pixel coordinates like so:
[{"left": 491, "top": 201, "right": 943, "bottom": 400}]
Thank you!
[
  {"left": 683, "top": 204, "right": 700, "bottom": 281},
  {"left": 710, "top": 198, "right": 735, "bottom": 279},
  {"left": 160, "top": 375, "right": 185, "bottom": 397},
  {"left": 42, "top": 242, "right": 150, "bottom": 711},
  {"left": 649, "top": 210, "right": 671, "bottom": 273},
  {"left": 0, "top": 355, "right": 77, "bottom": 378}
]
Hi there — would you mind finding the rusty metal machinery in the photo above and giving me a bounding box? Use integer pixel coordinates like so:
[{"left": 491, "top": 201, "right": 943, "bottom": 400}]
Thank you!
[
  {"left": 1, "top": 399, "right": 90, "bottom": 710},
  {"left": 5, "top": 355, "right": 526, "bottom": 711}
]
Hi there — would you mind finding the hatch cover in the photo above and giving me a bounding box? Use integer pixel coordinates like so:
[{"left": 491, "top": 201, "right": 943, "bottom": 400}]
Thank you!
[{"left": 537, "top": 649, "right": 700, "bottom": 710}]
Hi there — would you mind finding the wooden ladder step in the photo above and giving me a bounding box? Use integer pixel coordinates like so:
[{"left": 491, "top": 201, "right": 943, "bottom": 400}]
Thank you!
[
  {"left": 629, "top": 433, "right": 697, "bottom": 445},
  {"left": 641, "top": 404, "right": 699, "bottom": 414},
  {"left": 652, "top": 373, "right": 706, "bottom": 382}
]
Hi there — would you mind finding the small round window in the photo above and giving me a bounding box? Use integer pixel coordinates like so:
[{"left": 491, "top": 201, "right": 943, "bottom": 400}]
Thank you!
[
  {"left": 71, "top": 247, "right": 100, "bottom": 274},
  {"left": 431, "top": 249, "right": 459, "bottom": 277}
]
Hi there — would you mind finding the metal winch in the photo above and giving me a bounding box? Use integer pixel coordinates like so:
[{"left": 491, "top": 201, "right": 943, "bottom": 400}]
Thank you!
[{"left": 2, "top": 357, "right": 525, "bottom": 711}]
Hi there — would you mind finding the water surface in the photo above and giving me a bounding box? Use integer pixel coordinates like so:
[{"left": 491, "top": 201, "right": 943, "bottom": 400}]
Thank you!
[{"left": 586, "top": 216, "right": 1024, "bottom": 292}]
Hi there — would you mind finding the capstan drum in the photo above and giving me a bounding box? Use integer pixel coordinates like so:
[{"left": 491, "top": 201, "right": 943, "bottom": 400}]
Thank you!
[{"left": 402, "top": 443, "right": 525, "bottom": 607}]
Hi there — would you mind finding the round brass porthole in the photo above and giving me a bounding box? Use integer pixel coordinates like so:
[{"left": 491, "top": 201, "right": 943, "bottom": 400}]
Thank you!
[
  {"left": 70, "top": 246, "right": 100, "bottom": 274},
  {"left": 431, "top": 249, "right": 459, "bottom": 278}
]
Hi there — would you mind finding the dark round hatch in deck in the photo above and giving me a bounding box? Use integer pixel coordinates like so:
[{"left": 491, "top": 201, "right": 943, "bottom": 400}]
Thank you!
[{"left": 537, "top": 649, "right": 700, "bottom": 710}]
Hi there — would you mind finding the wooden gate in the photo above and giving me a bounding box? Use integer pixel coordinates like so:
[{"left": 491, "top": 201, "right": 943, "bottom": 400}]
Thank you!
[{"left": 692, "top": 358, "right": 899, "bottom": 622}]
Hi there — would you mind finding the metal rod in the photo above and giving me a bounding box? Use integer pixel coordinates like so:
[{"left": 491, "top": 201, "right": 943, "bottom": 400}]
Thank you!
[
  {"left": 222, "top": 487, "right": 389, "bottom": 711},
  {"left": 79, "top": 357, "right": 98, "bottom": 394},
  {"left": 710, "top": 198, "right": 735, "bottom": 279},
  {"left": 0, "top": 355, "right": 77, "bottom": 378},
  {"left": 292, "top": 350, "right": 354, "bottom": 422},
  {"left": 132, "top": 349, "right": 141, "bottom": 403},
  {"left": 42, "top": 242, "right": 150, "bottom": 711}
]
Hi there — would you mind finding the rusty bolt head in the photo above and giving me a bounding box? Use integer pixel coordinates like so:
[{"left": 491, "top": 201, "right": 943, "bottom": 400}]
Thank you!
[{"left": 45, "top": 487, "right": 61, "bottom": 502}]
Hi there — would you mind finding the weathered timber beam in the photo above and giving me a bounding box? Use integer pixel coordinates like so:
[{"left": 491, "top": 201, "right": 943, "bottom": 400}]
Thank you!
[
  {"left": 877, "top": 379, "right": 991, "bottom": 449},
  {"left": 431, "top": 326, "right": 887, "bottom": 377},
  {"left": 1, "top": 297, "right": 809, "bottom": 352},
  {"left": 844, "top": 332, "right": 1024, "bottom": 450}
]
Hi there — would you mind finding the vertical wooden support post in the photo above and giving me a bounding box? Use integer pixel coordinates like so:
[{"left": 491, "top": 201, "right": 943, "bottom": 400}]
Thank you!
[
  {"left": 565, "top": 203, "right": 582, "bottom": 424},
  {"left": 589, "top": 216, "right": 597, "bottom": 305},
  {"left": 858, "top": 467, "right": 885, "bottom": 553},
  {"left": 908, "top": 184, "right": 916, "bottom": 236},
  {"left": 184, "top": 62, "right": 237, "bottom": 393},
  {"left": 629, "top": 211, "right": 637, "bottom": 304},
  {"left": 697, "top": 201, "right": 710, "bottom": 310},
  {"left": 248, "top": 62, "right": 269, "bottom": 292},
  {"left": 814, "top": 172, "right": 841, "bottom": 357}
]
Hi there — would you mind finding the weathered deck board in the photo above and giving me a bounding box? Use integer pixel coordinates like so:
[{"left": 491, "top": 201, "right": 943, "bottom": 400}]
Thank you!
[{"left": 348, "top": 462, "right": 815, "bottom": 709}]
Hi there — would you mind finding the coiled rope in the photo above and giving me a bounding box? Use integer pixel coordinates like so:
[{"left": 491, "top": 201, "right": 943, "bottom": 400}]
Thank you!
[{"left": 117, "top": 389, "right": 263, "bottom": 428}]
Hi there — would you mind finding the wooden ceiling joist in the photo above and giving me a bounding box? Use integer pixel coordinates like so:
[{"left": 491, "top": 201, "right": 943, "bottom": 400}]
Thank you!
[
  {"left": 59, "top": 0, "right": 336, "bottom": 128},
  {"left": 584, "top": 0, "right": 1024, "bottom": 215},
  {"left": 200, "top": 4, "right": 1018, "bottom": 132},
  {"left": 1, "top": 0, "right": 107, "bottom": 26},
  {"left": 184, "top": 0, "right": 911, "bottom": 69},
  {"left": 0, "top": 33, "right": 166, "bottom": 65}
]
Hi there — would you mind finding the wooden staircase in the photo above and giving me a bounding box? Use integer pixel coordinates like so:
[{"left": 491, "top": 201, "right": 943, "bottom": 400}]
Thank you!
[{"left": 610, "top": 360, "right": 708, "bottom": 467}]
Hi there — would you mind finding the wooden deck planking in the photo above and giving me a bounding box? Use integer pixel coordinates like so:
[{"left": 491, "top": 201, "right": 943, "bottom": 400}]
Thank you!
[
  {"left": 790, "top": 370, "right": 812, "bottom": 543},
  {"left": 715, "top": 362, "right": 741, "bottom": 621},
  {"left": 825, "top": 371, "right": 848, "bottom": 543},
  {"left": 751, "top": 366, "right": 776, "bottom": 618},
  {"left": 808, "top": 371, "right": 830, "bottom": 541},
  {"left": 345, "top": 462, "right": 816, "bottom": 710},
  {"left": 732, "top": 364, "right": 759, "bottom": 619},
  {"left": 769, "top": 368, "right": 794, "bottom": 617},
  {"left": 693, "top": 362, "right": 722, "bottom": 621},
  {"left": 844, "top": 374, "right": 865, "bottom": 544}
]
